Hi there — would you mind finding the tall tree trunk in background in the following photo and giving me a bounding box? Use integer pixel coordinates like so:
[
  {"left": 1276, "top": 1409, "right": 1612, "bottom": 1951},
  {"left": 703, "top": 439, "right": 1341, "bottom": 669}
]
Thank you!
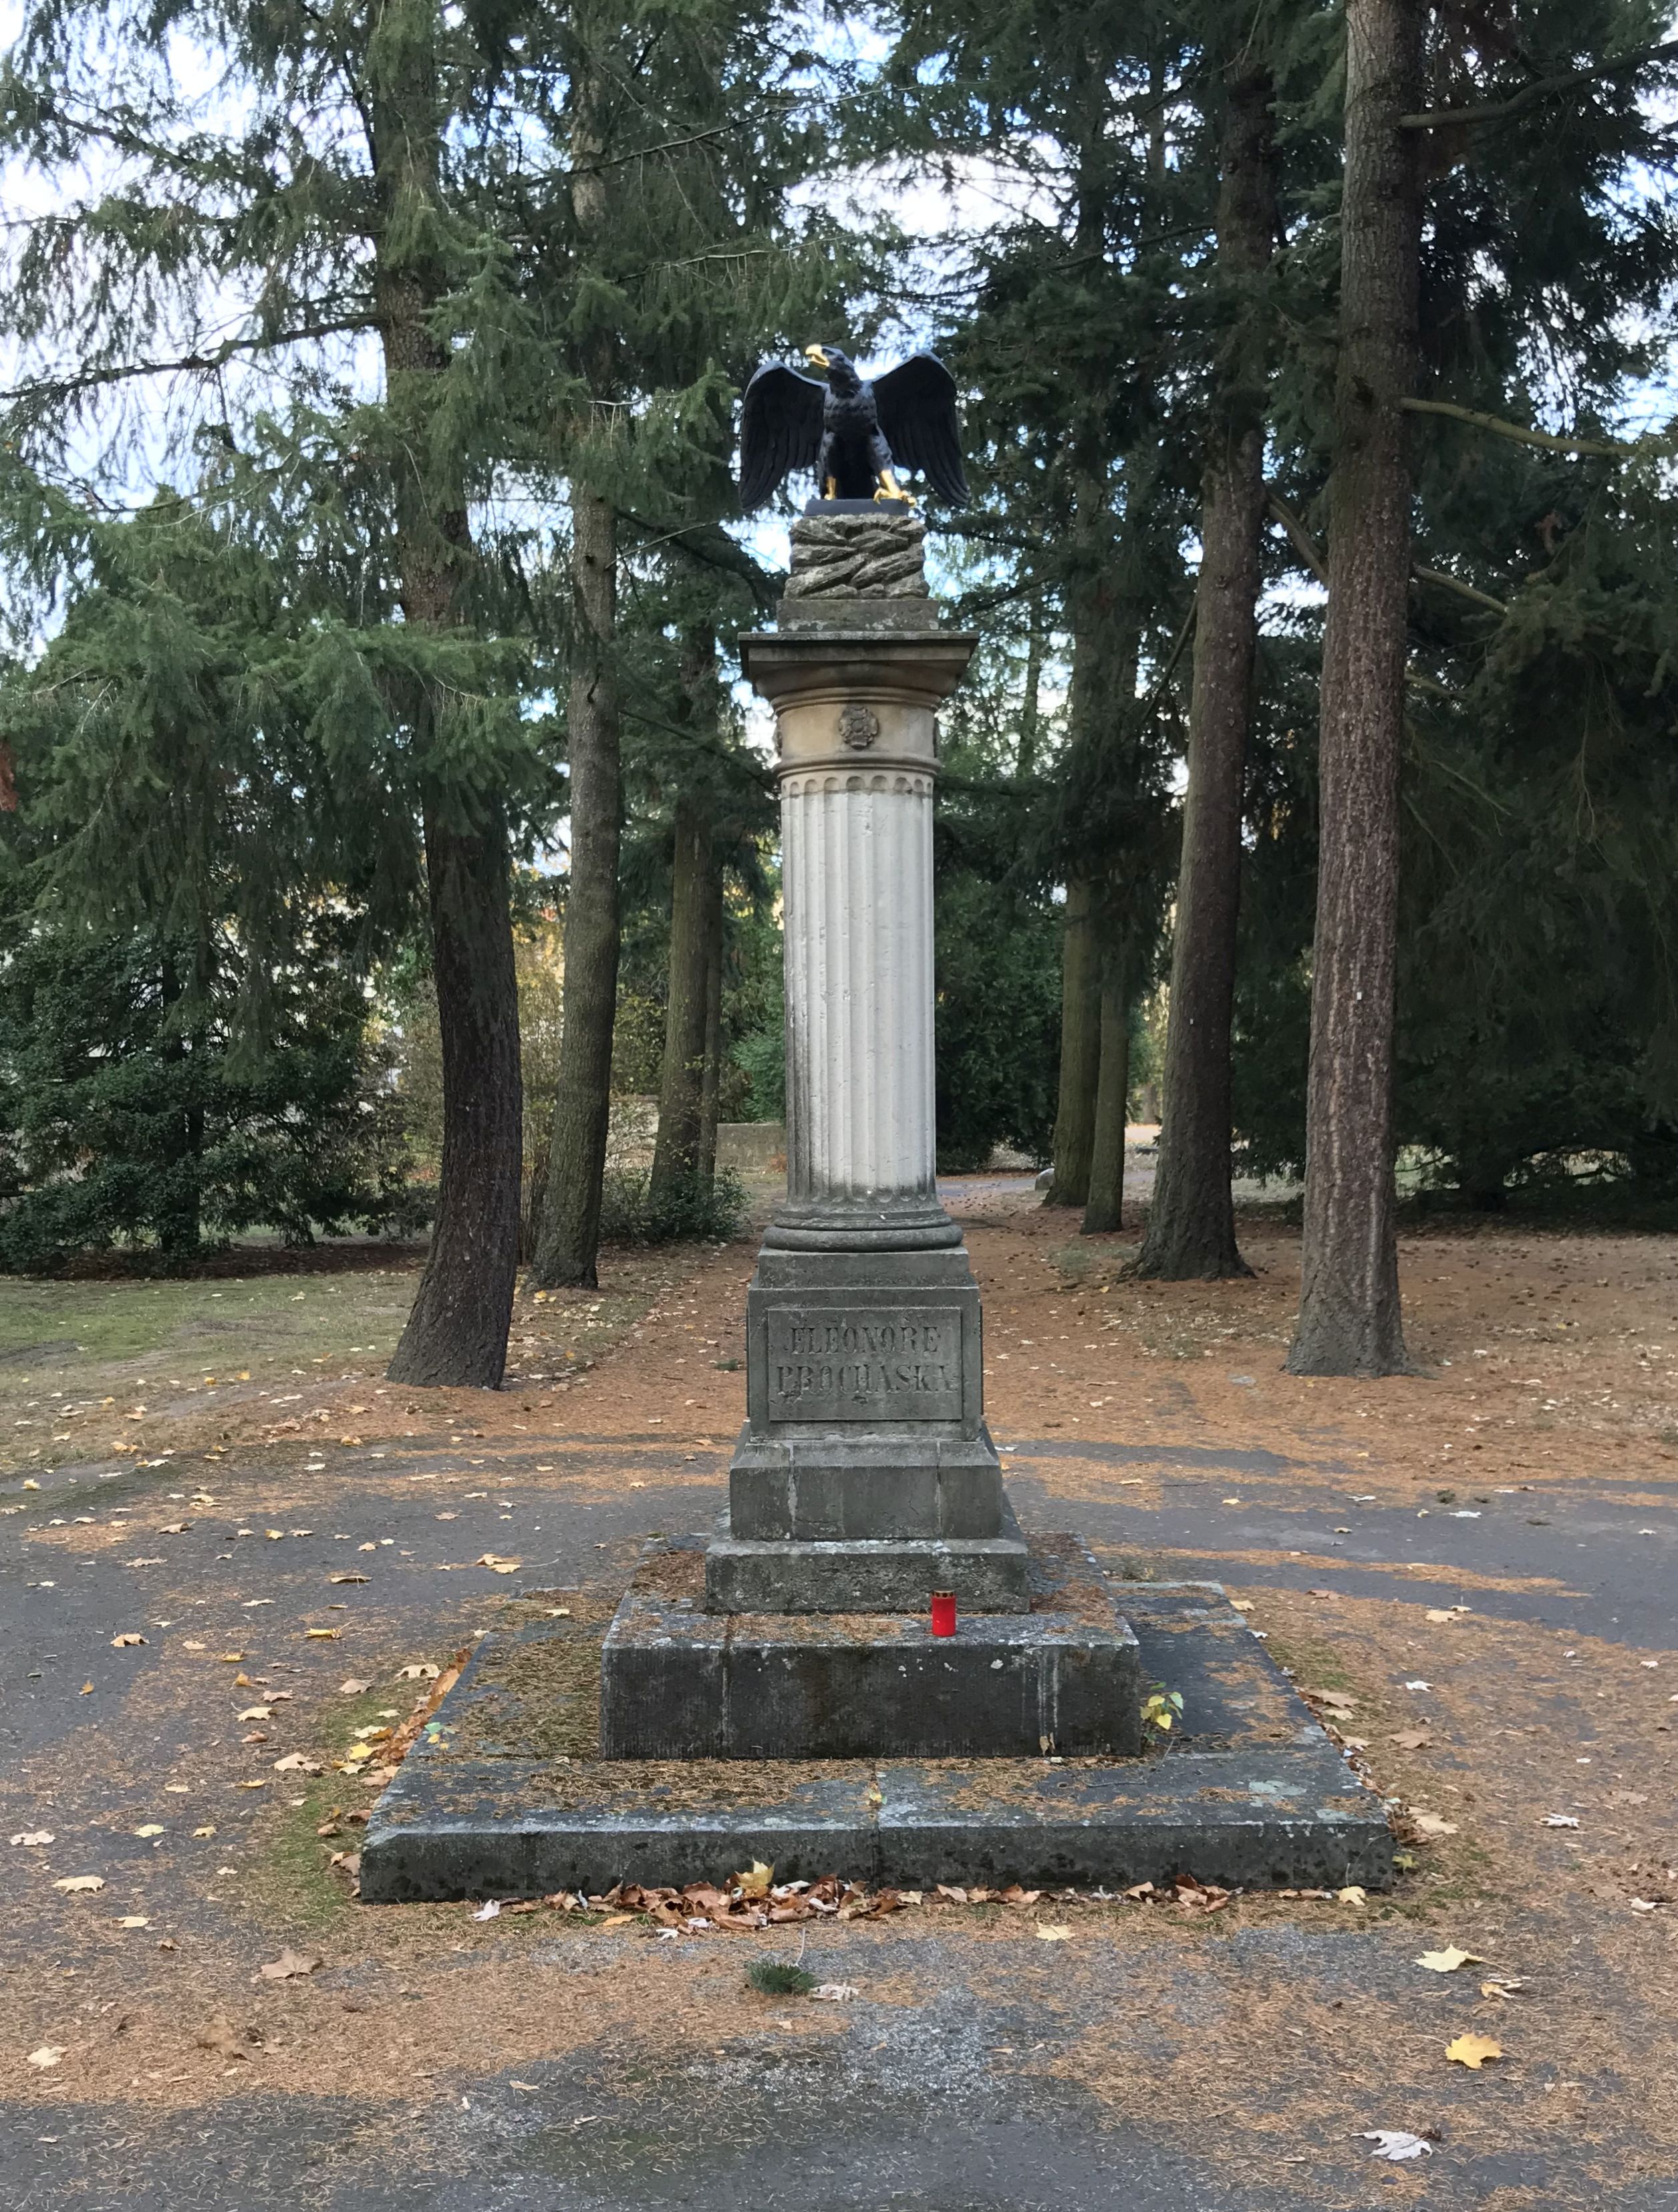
[
  {"left": 1286, "top": 0, "right": 1421, "bottom": 1377},
  {"left": 650, "top": 790, "right": 714, "bottom": 1195},
  {"left": 1044, "top": 877, "right": 1101, "bottom": 1205},
  {"left": 533, "top": 63, "right": 622, "bottom": 1290},
  {"left": 1082, "top": 934, "right": 1131, "bottom": 1235},
  {"left": 1016, "top": 596, "right": 1045, "bottom": 780},
  {"left": 390, "top": 801, "right": 523, "bottom": 1382},
  {"left": 697, "top": 878, "right": 724, "bottom": 1185},
  {"left": 1138, "top": 59, "right": 1276, "bottom": 1283},
  {"left": 535, "top": 484, "right": 621, "bottom": 1287},
  {"left": 380, "top": 17, "right": 521, "bottom": 1388}
]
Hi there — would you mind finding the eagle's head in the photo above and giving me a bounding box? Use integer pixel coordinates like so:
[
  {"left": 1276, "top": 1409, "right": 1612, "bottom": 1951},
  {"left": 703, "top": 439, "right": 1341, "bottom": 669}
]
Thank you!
[{"left": 803, "top": 343, "right": 861, "bottom": 395}]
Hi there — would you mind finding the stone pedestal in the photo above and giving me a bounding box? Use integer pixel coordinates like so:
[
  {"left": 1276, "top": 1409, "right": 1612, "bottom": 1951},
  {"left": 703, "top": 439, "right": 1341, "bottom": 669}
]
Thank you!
[
  {"left": 601, "top": 508, "right": 1136, "bottom": 1758},
  {"left": 714, "top": 516, "right": 1026, "bottom": 1617}
]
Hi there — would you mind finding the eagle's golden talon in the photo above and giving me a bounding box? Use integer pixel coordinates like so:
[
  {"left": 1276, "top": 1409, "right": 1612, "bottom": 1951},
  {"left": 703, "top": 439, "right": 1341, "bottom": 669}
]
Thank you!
[{"left": 874, "top": 468, "right": 916, "bottom": 506}]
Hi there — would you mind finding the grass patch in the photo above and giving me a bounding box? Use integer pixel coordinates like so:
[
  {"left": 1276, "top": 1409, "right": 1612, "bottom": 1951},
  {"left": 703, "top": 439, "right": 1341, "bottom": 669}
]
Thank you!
[
  {"left": 746, "top": 1959, "right": 817, "bottom": 1996},
  {"left": 1261, "top": 1629, "right": 1362, "bottom": 1698},
  {"left": 249, "top": 1773, "right": 366, "bottom": 1932}
]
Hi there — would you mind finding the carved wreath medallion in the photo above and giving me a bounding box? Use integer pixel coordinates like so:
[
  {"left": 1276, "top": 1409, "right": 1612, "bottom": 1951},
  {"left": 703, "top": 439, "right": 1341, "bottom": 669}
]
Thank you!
[{"left": 837, "top": 703, "right": 879, "bottom": 750}]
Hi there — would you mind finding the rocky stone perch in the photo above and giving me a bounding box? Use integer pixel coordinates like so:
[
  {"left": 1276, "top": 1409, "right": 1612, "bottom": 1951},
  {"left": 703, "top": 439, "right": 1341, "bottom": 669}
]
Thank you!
[{"left": 780, "top": 510, "right": 937, "bottom": 632}]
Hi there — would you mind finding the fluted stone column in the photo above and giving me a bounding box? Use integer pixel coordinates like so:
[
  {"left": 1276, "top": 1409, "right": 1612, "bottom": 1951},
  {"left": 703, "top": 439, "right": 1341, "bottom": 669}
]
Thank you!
[{"left": 706, "top": 512, "right": 1027, "bottom": 1615}]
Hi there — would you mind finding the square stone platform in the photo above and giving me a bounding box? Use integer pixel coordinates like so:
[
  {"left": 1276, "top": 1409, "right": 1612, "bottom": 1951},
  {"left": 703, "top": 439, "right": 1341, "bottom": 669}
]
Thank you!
[
  {"left": 360, "top": 1583, "right": 1397, "bottom": 1901},
  {"left": 602, "top": 1533, "right": 1141, "bottom": 1760}
]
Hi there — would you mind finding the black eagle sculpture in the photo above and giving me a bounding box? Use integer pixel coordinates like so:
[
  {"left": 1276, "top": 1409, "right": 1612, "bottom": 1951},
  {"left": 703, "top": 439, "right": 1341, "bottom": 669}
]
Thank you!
[{"left": 739, "top": 344, "right": 968, "bottom": 511}]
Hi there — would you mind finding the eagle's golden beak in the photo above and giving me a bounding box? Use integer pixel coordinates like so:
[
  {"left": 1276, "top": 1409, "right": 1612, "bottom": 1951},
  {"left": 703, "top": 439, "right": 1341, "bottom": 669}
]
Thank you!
[{"left": 803, "top": 344, "right": 830, "bottom": 370}]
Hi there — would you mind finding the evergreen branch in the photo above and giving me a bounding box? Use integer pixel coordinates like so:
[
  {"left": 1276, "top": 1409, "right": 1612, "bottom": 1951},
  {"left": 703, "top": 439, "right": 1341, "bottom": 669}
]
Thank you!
[
  {"left": 619, "top": 705, "right": 773, "bottom": 790},
  {"left": 1401, "top": 41, "right": 1678, "bottom": 130},
  {"left": 0, "top": 319, "right": 372, "bottom": 406},
  {"left": 1400, "top": 397, "right": 1641, "bottom": 458}
]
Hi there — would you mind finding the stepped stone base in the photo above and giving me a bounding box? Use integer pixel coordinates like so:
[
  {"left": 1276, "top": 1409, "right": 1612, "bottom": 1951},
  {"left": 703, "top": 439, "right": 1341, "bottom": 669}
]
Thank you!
[
  {"left": 602, "top": 1534, "right": 1141, "bottom": 1761},
  {"left": 360, "top": 1585, "right": 1396, "bottom": 1901}
]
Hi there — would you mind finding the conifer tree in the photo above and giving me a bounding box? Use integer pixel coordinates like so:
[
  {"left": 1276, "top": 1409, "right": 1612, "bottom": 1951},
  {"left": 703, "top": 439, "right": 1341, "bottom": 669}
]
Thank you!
[
  {"left": 0, "top": 0, "right": 854, "bottom": 1353},
  {"left": 1137, "top": 10, "right": 1282, "bottom": 1279}
]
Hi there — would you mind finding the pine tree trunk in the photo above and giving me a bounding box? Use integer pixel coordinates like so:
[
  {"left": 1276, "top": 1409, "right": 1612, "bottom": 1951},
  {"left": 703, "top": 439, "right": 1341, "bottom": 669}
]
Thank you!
[
  {"left": 388, "top": 802, "right": 523, "bottom": 1385},
  {"left": 1082, "top": 943, "right": 1131, "bottom": 1235},
  {"left": 372, "top": 34, "right": 522, "bottom": 1390},
  {"left": 535, "top": 488, "right": 622, "bottom": 1288},
  {"left": 697, "top": 874, "right": 724, "bottom": 1186},
  {"left": 1286, "top": 0, "right": 1421, "bottom": 1378},
  {"left": 1044, "top": 877, "right": 1101, "bottom": 1205},
  {"left": 650, "top": 792, "right": 713, "bottom": 1195},
  {"left": 1138, "top": 62, "right": 1276, "bottom": 1283}
]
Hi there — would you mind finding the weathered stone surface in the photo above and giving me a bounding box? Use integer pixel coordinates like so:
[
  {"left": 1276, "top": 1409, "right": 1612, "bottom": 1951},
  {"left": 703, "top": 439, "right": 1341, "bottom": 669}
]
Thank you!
[
  {"left": 783, "top": 510, "right": 930, "bottom": 603},
  {"left": 726, "top": 1432, "right": 1004, "bottom": 1543},
  {"left": 360, "top": 1582, "right": 1395, "bottom": 1900},
  {"left": 704, "top": 1498, "right": 1030, "bottom": 1614},
  {"left": 599, "top": 1534, "right": 1142, "bottom": 1761}
]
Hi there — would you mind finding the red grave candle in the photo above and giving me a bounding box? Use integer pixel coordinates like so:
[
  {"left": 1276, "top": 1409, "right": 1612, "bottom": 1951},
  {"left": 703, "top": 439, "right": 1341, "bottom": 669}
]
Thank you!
[{"left": 930, "top": 1590, "right": 957, "bottom": 1638}]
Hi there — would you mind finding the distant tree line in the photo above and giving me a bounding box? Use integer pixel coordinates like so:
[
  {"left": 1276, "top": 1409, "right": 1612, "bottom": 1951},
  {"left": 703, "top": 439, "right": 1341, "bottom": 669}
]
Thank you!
[{"left": 1, "top": 0, "right": 1676, "bottom": 1382}]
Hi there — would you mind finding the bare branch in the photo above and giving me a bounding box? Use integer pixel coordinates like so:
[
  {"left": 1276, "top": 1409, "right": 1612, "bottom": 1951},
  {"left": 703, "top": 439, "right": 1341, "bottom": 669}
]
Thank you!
[
  {"left": 1266, "top": 491, "right": 1326, "bottom": 585},
  {"left": 0, "top": 319, "right": 373, "bottom": 407},
  {"left": 1412, "top": 565, "right": 1509, "bottom": 616},
  {"left": 1401, "top": 39, "right": 1678, "bottom": 130},
  {"left": 1399, "top": 396, "right": 1641, "bottom": 458}
]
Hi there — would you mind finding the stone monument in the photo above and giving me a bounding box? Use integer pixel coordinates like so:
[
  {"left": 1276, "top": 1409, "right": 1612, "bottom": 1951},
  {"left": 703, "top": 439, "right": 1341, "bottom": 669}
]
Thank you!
[
  {"left": 710, "top": 511, "right": 1025, "bottom": 1618},
  {"left": 595, "top": 508, "right": 1147, "bottom": 1763},
  {"left": 357, "top": 363, "right": 1396, "bottom": 1902}
]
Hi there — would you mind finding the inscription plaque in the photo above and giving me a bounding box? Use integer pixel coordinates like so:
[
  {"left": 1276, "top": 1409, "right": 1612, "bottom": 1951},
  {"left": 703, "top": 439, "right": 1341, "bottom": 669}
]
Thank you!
[{"left": 763, "top": 1305, "right": 964, "bottom": 1422}]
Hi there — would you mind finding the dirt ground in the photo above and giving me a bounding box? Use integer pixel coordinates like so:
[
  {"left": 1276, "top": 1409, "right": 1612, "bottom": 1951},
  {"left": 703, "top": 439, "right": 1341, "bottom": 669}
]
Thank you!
[{"left": 3, "top": 1187, "right": 1676, "bottom": 2209}]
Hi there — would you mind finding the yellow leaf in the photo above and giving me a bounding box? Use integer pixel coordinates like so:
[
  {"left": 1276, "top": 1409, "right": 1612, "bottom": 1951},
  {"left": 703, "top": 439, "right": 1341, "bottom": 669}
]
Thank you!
[
  {"left": 193, "top": 1826, "right": 216, "bottom": 1838},
  {"left": 734, "top": 1860, "right": 774, "bottom": 1899},
  {"left": 1337, "top": 1887, "right": 1367, "bottom": 1905},
  {"left": 110, "top": 1633, "right": 146, "bottom": 1648},
  {"left": 1445, "top": 2033, "right": 1503, "bottom": 2070},
  {"left": 117, "top": 1915, "right": 150, "bottom": 1929},
  {"left": 1035, "top": 1925, "right": 1073, "bottom": 1941},
  {"left": 304, "top": 1627, "right": 340, "bottom": 1639},
  {"left": 53, "top": 1875, "right": 105, "bottom": 1893},
  {"left": 133, "top": 1824, "right": 164, "bottom": 1839},
  {"left": 1417, "top": 1947, "right": 1486, "bottom": 1973}
]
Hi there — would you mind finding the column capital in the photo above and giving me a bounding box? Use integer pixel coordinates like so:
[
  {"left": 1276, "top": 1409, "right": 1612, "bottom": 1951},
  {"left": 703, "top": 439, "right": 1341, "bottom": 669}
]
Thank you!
[{"left": 742, "top": 631, "right": 978, "bottom": 778}]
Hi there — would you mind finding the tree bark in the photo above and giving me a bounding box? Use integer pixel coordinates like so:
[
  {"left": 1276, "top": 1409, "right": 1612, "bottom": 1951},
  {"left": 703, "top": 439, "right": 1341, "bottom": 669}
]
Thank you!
[
  {"left": 375, "top": 21, "right": 521, "bottom": 1388},
  {"left": 1082, "top": 939, "right": 1131, "bottom": 1235},
  {"left": 1138, "top": 61, "right": 1276, "bottom": 1283},
  {"left": 534, "top": 485, "right": 621, "bottom": 1288},
  {"left": 1044, "top": 877, "right": 1101, "bottom": 1205},
  {"left": 388, "top": 802, "right": 523, "bottom": 1384},
  {"left": 1286, "top": 0, "right": 1421, "bottom": 1377},
  {"left": 696, "top": 870, "right": 725, "bottom": 1185},
  {"left": 650, "top": 790, "right": 714, "bottom": 1195}
]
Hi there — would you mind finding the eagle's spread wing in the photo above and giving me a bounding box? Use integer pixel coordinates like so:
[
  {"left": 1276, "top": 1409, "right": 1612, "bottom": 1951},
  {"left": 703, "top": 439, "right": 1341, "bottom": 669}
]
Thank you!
[
  {"left": 871, "top": 353, "right": 968, "bottom": 505},
  {"left": 739, "top": 364, "right": 825, "bottom": 510}
]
